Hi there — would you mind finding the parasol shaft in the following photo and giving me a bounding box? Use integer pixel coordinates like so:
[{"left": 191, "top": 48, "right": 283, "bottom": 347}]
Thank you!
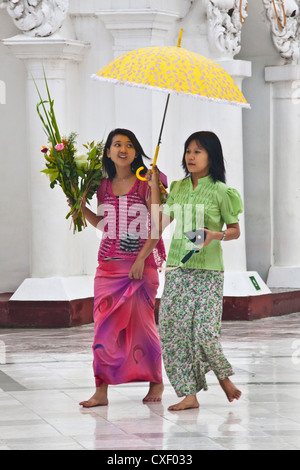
[
  {"left": 136, "top": 92, "right": 170, "bottom": 181},
  {"left": 153, "top": 93, "right": 170, "bottom": 167},
  {"left": 177, "top": 29, "right": 183, "bottom": 48},
  {"left": 152, "top": 29, "right": 181, "bottom": 167}
]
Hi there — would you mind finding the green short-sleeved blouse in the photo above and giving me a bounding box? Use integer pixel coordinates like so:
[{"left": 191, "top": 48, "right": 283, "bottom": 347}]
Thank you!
[{"left": 163, "top": 175, "right": 243, "bottom": 271}]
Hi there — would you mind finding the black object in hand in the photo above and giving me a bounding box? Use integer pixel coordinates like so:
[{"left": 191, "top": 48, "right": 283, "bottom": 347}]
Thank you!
[{"left": 184, "top": 227, "right": 207, "bottom": 246}]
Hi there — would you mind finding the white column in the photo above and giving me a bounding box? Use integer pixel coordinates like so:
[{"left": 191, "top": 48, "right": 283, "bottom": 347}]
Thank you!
[
  {"left": 97, "top": 9, "right": 180, "bottom": 56},
  {"left": 3, "top": 35, "right": 92, "bottom": 301},
  {"left": 222, "top": 59, "right": 270, "bottom": 296},
  {"left": 97, "top": 9, "right": 180, "bottom": 153},
  {"left": 215, "top": 59, "right": 251, "bottom": 273},
  {"left": 266, "top": 65, "right": 300, "bottom": 288}
]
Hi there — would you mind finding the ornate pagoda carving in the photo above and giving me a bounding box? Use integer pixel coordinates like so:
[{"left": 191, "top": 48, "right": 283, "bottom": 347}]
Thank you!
[
  {"left": 0, "top": 0, "right": 69, "bottom": 37},
  {"left": 205, "top": 0, "right": 248, "bottom": 58},
  {"left": 263, "top": 0, "right": 300, "bottom": 63}
]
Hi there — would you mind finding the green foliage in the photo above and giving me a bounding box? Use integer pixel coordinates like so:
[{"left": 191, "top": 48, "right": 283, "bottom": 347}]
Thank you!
[{"left": 34, "top": 71, "right": 104, "bottom": 232}]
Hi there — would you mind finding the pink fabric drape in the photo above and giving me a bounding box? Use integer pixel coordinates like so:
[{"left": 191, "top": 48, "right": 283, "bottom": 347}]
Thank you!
[{"left": 93, "top": 260, "right": 162, "bottom": 387}]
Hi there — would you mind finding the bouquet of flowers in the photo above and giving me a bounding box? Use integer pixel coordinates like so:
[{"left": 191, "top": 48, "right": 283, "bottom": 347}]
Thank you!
[{"left": 34, "top": 73, "right": 104, "bottom": 233}]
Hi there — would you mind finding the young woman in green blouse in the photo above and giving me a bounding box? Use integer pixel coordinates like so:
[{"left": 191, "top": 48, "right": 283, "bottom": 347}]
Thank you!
[{"left": 159, "top": 131, "right": 243, "bottom": 411}]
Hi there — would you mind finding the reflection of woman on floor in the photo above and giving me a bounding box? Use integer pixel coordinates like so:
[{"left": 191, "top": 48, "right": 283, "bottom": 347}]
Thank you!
[
  {"left": 159, "top": 131, "right": 242, "bottom": 411},
  {"left": 76, "top": 128, "right": 165, "bottom": 407}
]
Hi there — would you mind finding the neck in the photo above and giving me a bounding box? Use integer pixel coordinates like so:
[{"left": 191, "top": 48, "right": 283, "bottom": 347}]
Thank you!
[
  {"left": 191, "top": 172, "right": 209, "bottom": 186},
  {"left": 115, "top": 167, "right": 134, "bottom": 180}
]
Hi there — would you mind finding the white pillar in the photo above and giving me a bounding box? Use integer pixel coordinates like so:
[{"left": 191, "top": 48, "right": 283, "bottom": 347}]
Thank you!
[
  {"left": 265, "top": 65, "right": 300, "bottom": 288},
  {"left": 3, "top": 35, "right": 91, "bottom": 301},
  {"left": 217, "top": 59, "right": 250, "bottom": 273},
  {"left": 96, "top": 9, "right": 180, "bottom": 153}
]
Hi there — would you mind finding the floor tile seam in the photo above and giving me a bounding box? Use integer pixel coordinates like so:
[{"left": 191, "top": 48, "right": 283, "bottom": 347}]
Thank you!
[
  {"left": 210, "top": 436, "right": 299, "bottom": 450},
  {"left": 150, "top": 412, "right": 199, "bottom": 432},
  {"left": 276, "top": 411, "right": 300, "bottom": 427},
  {"left": 0, "top": 371, "right": 27, "bottom": 392},
  {"left": 133, "top": 432, "right": 226, "bottom": 450},
  {"left": 4, "top": 389, "right": 79, "bottom": 417},
  {"left": 28, "top": 393, "right": 95, "bottom": 444},
  {"left": 0, "top": 435, "right": 85, "bottom": 450},
  {"left": 244, "top": 381, "right": 300, "bottom": 385},
  {"left": 69, "top": 436, "right": 95, "bottom": 450},
  {"left": 122, "top": 431, "right": 208, "bottom": 450},
  {"left": 73, "top": 398, "right": 134, "bottom": 436}
]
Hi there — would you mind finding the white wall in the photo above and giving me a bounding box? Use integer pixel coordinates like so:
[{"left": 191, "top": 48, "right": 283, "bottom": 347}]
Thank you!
[
  {"left": 237, "top": 0, "right": 284, "bottom": 281},
  {"left": 0, "top": 11, "right": 30, "bottom": 292}
]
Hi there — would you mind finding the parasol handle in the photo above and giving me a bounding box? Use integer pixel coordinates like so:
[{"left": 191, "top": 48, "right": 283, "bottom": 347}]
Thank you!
[
  {"left": 136, "top": 144, "right": 159, "bottom": 181},
  {"left": 136, "top": 166, "right": 147, "bottom": 181}
]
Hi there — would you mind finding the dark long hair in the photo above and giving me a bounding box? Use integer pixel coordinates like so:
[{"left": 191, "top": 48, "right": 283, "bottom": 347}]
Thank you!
[
  {"left": 181, "top": 131, "right": 226, "bottom": 183},
  {"left": 102, "top": 128, "right": 150, "bottom": 180}
]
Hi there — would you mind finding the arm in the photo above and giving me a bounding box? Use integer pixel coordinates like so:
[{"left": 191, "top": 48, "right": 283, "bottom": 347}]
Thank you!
[
  {"left": 68, "top": 198, "right": 103, "bottom": 229},
  {"left": 203, "top": 223, "right": 240, "bottom": 247},
  {"left": 82, "top": 201, "right": 104, "bottom": 229},
  {"left": 128, "top": 214, "right": 173, "bottom": 280},
  {"left": 129, "top": 168, "right": 173, "bottom": 279}
]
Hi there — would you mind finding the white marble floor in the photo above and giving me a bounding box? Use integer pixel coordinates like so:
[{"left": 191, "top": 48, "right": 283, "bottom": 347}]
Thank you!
[{"left": 0, "top": 313, "right": 300, "bottom": 451}]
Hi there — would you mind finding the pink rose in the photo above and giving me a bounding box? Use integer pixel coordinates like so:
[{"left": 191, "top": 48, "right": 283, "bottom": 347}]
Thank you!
[{"left": 55, "top": 143, "right": 64, "bottom": 151}]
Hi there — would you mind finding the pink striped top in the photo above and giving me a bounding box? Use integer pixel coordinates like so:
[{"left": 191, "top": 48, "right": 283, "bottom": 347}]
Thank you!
[{"left": 96, "top": 178, "right": 166, "bottom": 268}]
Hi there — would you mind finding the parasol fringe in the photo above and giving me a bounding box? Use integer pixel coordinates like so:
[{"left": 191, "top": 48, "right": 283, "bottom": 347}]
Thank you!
[{"left": 91, "top": 74, "right": 251, "bottom": 109}]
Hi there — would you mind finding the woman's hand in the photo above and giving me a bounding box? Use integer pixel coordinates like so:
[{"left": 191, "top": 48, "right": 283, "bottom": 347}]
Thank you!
[
  {"left": 128, "top": 257, "right": 145, "bottom": 280},
  {"left": 146, "top": 165, "right": 160, "bottom": 189},
  {"left": 67, "top": 197, "right": 87, "bottom": 210},
  {"left": 202, "top": 228, "right": 215, "bottom": 247},
  {"left": 202, "top": 223, "right": 240, "bottom": 247}
]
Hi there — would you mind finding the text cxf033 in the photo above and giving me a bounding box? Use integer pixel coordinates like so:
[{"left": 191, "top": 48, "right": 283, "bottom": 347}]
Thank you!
[{"left": 151, "top": 454, "right": 193, "bottom": 465}]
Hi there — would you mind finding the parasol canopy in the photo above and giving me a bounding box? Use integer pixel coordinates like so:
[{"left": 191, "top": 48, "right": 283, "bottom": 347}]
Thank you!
[
  {"left": 92, "top": 43, "right": 249, "bottom": 107},
  {"left": 91, "top": 30, "right": 249, "bottom": 179}
]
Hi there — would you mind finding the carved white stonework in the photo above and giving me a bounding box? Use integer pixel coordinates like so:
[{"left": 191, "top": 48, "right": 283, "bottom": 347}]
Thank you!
[
  {"left": 0, "top": 0, "right": 69, "bottom": 37},
  {"left": 205, "top": 0, "right": 248, "bottom": 58},
  {"left": 263, "top": 0, "right": 300, "bottom": 63}
]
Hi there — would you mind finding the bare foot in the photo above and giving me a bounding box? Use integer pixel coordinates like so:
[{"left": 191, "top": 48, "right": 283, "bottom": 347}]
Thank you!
[
  {"left": 168, "top": 395, "right": 199, "bottom": 411},
  {"left": 219, "top": 377, "right": 242, "bottom": 403},
  {"left": 143, "top": 382, "right": 164, "bottom": 403},
  {"left": 79, "top": 384, "right": 108, "bottom": 408}
]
